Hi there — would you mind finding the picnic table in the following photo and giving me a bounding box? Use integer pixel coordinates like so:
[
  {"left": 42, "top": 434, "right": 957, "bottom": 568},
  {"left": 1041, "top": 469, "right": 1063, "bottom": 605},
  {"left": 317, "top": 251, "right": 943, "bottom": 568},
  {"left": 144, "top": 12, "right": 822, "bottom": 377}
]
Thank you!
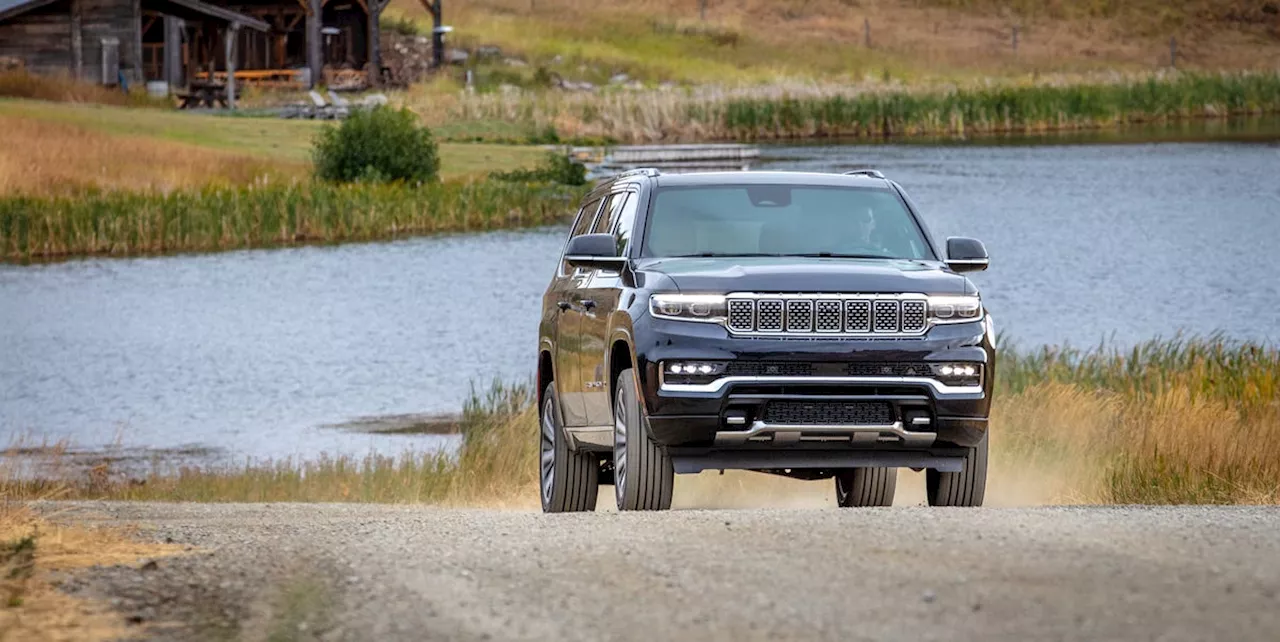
[{"left": 177, "top": 80, "right": 228, "bottom": 109}]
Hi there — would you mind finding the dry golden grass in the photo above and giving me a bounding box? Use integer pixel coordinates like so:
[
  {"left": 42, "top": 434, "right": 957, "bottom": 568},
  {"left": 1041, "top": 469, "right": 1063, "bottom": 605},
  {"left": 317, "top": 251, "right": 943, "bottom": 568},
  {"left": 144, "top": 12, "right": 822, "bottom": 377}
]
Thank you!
[
  {"left": 0, "top": 114, "right": 302, "bottom": 197},
  {"left": 392, "top": 0, "right": 1280, "bottom": 84},
  {"left": 0, "top": 501, "right": 185, "bottom": 641},
  {"left": 0, "top": 72, "right": 165, "bottom": 108}
]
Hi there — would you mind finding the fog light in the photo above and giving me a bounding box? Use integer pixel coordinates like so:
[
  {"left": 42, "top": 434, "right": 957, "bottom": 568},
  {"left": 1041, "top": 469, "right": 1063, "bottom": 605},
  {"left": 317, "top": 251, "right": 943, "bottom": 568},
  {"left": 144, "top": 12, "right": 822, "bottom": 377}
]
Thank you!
[
  {"left": 930, "top": 362, "right": 983, "bottom": 386},
  {"left": 662, "top": 361, "right": 727, "bottom": 384}
]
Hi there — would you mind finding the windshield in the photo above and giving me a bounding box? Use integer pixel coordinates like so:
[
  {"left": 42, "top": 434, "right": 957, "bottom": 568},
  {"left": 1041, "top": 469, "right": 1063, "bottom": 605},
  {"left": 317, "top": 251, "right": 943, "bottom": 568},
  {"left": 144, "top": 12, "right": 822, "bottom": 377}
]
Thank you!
[{"left": 641, "top": 184, "right": 935, "bottom": 260}]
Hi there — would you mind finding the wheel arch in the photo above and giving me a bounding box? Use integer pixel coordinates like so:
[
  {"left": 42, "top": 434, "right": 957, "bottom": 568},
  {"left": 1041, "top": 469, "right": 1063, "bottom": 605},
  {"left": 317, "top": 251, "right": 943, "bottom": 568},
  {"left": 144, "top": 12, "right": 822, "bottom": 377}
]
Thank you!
[
  {"left": 538, "top": 349, "right": 554, "bottom": 409},
  {"left": 607, "top": 337, "right": 635, "bottom": 406}
]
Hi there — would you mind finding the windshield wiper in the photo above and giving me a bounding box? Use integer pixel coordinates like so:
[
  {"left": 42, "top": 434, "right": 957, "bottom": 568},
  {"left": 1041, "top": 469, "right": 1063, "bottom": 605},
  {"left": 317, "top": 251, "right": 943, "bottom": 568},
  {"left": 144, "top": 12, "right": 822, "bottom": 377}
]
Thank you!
[{"left": 796, "top": 252, "right": 897, "bottom": 259}]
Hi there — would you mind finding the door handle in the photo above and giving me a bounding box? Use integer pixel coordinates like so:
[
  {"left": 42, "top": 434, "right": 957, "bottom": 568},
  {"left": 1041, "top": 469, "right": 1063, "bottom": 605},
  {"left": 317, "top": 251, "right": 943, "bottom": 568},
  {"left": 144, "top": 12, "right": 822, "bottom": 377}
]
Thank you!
[
  {"left": 581, "top": 299, "right": 597, "bottom": 310},
  {"left": 557, "top": 301, "right": 571, "bottom": 311}
]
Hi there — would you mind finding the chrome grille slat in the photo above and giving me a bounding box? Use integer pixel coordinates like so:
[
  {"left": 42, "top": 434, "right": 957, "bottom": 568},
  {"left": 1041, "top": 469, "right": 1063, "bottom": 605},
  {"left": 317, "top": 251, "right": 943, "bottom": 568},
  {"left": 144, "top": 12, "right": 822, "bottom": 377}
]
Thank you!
[
  {"left": 757, "top": 299, "right": 784, "bottom": 332},
  {"left": 722, "top": 294, "right": 928, "bottom": 337},
  {"left": 901, "top": 300, "right": 926, "bottom": 333},
  {"left": 815, "top": 300, "right": 842, "bottom": 333},
  {"left": 844, "top": 300, "right": 871, "bottom": 333},
  {"left": 727, "top": 300, "right": 755, "bottom": 333},
  {"left": 873, "top": 300, "right": 900, "bottom": 333},
  {"left": 785, "top": 300, "right": 813, "bottom": 332}
]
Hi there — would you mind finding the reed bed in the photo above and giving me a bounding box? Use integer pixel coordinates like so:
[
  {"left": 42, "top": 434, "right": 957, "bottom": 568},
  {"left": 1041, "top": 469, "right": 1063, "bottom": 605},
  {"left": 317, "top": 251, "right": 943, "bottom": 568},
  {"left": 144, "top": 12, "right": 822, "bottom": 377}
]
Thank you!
[
  {"left": 413, "top": 72, "right": 1280, "bottom": 143},
  {"left": 0, "top": 181, "right": 587, "bottom": 262},
  {"left": 3, "top": 337, "right": 1276, "bottom": 506}
]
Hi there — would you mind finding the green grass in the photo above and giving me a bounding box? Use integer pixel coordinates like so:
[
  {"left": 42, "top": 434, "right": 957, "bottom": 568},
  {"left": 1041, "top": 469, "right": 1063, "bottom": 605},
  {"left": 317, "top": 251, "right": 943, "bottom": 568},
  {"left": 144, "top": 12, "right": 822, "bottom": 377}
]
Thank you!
[
  {"left": 0, "top": 181, "right": 588, "bottom": 262},
  {"left": 0, "top": 99, "right": 548, "bottom": 179}
]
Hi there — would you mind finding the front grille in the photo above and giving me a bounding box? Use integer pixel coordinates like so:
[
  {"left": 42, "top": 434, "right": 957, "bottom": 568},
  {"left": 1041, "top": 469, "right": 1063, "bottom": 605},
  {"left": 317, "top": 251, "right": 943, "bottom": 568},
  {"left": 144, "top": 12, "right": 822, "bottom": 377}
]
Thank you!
[
  {"left": 764, "top": 401, "right": 893, "bottom": 425},
  {"left": 725, "top": 361, "right": 815, "bottom": 376},
  {"left": 724, "top": 295, "right": 926, "bottom": 336},
  {"left": 725, "top": 361, "right": 935, "bottom": 378}
]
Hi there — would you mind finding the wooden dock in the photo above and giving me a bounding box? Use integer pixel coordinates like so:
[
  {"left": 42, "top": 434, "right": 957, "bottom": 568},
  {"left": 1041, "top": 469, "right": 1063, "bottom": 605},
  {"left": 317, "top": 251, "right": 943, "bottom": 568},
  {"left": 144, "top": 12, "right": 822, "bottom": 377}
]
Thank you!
[{"left": 563, "top": 144, "right": 761, "bottom": 178}]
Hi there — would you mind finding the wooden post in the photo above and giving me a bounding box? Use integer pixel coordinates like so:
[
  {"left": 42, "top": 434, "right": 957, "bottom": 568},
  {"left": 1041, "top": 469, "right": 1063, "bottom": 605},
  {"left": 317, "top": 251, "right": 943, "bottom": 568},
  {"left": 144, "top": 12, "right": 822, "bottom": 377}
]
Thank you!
[
  {"left": 132, "top": 0, "right": 142, "bottom": 83},
  {"left": 70, "top": 0, "right": 83, "bottom": 80},
  {"left": 1170, "top": 36, "right": 1177, "bottom": 68},
  {"left": 1012, "top": 26, "right": 1018, "bottom": 55},
  {"left": 225, "top": 22, "right": 238, "bottom": 108},
  {"left": 164, "top": 16, "right": 183, "bottom": 88},
  {"left": 306, "top": 0, "right": 322, "bottom": 87},
  {"left": 864, "top": 18, "right": 870, "bottom": 48},
  {"left": 367, "top": 0, "right": 385, "bottom": 86},
  {"left": 699, "top": 0, "right": 706, "bottom": 21},
  {"left": 430, "top": 0, "right": 443, "bottom": 69}
]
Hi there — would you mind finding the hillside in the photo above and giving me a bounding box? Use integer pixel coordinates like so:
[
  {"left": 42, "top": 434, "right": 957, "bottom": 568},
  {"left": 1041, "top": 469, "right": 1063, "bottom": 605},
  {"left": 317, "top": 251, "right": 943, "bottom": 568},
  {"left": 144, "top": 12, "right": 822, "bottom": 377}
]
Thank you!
[{"left": 386, "top": 0, "right": 1280, "bottom": 87}]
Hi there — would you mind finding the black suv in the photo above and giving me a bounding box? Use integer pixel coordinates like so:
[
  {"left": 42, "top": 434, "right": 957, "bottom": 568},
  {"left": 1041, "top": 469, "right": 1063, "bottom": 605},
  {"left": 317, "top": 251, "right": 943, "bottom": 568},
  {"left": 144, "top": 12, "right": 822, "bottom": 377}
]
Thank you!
[{"left": 537, "top": 169, "right": 994, "bottom": 512}]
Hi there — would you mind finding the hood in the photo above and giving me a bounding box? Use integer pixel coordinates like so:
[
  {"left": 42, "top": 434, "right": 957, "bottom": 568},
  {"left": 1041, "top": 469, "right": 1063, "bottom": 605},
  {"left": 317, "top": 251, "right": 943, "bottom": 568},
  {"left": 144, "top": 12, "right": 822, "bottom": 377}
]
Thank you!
[{"left": 634, "top": 257, "right": 969, "bottom": 295}]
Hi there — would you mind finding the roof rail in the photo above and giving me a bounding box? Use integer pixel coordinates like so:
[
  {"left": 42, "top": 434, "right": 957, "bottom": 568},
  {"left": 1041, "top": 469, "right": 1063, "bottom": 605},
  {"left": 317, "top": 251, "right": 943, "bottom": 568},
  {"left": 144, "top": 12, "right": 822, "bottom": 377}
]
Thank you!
[
  {"left": 843, "top": 169, "right": 886, "bottom": 179},
  {"left": 612, "top": 167, "right": 662, "bottom": 179}
]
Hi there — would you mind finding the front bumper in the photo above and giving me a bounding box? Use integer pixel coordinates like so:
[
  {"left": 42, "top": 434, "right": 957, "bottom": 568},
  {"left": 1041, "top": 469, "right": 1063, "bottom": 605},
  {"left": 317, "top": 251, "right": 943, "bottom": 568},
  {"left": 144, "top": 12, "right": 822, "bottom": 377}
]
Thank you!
[{"left": 633, "top": 315, "right": 994, "bottom": 450}]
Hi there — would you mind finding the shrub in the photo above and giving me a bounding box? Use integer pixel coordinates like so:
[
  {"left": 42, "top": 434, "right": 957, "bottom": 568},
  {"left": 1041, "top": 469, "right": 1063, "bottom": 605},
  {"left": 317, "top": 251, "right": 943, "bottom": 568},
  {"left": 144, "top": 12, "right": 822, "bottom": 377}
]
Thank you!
[
  {"left": 313, "top": 106, "right": 440, "bottom": 184},
  {"left": 489, "top": 152, "right": 586, "bottom": 185}
]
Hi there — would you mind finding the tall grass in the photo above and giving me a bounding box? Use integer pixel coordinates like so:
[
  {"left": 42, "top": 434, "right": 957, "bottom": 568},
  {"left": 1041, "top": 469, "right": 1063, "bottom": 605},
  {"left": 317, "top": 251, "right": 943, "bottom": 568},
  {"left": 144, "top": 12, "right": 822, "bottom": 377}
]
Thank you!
[
  {"left": 412, "top": 72, "right": 1280, "bottom": 143},
  {"left": 2, "top": 337, "right": 1276, "bottom": 505},
  {"left": 0, "top": 71, "right": 166, "bottom": 108},
  {"left": 0, "top": 181, "right": 587, "bottom": 262}
]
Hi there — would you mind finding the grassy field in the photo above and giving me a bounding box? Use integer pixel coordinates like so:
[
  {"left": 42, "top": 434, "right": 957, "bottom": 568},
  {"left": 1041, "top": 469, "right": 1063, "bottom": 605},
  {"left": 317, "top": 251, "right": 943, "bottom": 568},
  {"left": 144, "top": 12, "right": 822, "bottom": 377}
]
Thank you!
[
  {"left": 4, "top": 336, "right": 1277, "bottom": 506},
  {"left": 0, "top": 98, "right": 549, "bottom": 194},
  {"left": 389, "top": 0, "right": 1280, "bottom": 88}
]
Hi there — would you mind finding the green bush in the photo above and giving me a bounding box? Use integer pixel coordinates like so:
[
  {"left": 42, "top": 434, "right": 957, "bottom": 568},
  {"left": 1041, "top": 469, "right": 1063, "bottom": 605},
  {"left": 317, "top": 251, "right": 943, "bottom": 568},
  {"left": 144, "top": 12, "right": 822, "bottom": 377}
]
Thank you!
[
  {"left": 313, "top": 107, "right": 440, "bottom": 184},
  {"left": 489, "top": 152, "right": 586, "bottom": 185}
]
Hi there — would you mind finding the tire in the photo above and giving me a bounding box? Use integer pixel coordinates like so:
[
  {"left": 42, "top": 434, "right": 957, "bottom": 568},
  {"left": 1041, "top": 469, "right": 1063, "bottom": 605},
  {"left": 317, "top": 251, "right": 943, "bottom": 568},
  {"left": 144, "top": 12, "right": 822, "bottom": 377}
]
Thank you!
[
  {"left": 926, "top": 433, "right": 988, "bottom": 507},
  {"left": 540, "top": 383, "right": 598, "bottom": 513},
  {"left": 834, "top": 467, "right": 898, "bottom": 507},
  {"left": 613, "top": 369, "right": 674, "bottom": 511}
]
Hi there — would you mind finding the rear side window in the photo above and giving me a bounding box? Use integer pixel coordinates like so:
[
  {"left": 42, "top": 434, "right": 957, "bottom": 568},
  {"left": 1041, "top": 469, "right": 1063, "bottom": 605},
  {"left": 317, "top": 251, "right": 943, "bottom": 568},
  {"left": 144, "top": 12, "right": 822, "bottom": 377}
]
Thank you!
[
  {"left": 571, "top": 197, "right": 603, "bottom": 237},
  {"left": 593, "top": 192, "right": 629, "bottom": 235}
]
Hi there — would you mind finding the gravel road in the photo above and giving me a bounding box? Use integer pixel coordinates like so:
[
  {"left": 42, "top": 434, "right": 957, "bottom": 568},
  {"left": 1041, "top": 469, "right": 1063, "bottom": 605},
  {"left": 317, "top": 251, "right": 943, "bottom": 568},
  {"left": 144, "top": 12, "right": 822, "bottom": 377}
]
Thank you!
[{"left": 52, "top": 502, "right": 1280, "bottom": 642}]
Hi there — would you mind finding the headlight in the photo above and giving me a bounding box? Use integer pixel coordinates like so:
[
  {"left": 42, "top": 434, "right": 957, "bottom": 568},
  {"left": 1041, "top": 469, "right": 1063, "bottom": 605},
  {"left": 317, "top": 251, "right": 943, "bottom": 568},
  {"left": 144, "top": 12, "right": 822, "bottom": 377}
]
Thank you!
[
  {"left": 649, "top": 294, "right": 727, "bottom": 323},
  {"left": 927, "top": 295, "right": 983, "bottom": 325}
]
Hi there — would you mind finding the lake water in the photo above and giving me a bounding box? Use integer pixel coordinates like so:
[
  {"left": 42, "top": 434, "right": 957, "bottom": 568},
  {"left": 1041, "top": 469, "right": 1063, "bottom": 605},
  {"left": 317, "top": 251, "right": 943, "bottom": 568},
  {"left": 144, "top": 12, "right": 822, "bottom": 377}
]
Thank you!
[{"left": 2, "top": 135, "right": 1278, "bottom": 461}]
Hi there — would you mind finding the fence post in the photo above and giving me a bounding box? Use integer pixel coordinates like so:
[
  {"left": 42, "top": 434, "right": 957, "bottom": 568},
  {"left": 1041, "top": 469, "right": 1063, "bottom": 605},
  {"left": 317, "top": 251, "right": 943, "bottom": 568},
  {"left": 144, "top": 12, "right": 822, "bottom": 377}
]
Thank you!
[
  {"left": 699, "top": 0, "right": 706, "bottom": 21},
  {"left": 864, "top": 18, "right": 870, "bottom": 48},
  {"left": 1169, "top": 36, "right": 1177, "bottom": 68},
  {"left": 1012, "top": 26, "right": 1019, "bottom": 56}
]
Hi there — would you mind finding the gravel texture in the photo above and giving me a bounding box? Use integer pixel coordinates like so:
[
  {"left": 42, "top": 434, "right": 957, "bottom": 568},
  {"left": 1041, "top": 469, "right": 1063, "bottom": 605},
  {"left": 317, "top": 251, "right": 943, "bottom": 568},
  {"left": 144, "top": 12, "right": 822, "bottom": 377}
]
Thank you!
[{"left": 49, "top": 502, "right": 1280, "bottom": 641}]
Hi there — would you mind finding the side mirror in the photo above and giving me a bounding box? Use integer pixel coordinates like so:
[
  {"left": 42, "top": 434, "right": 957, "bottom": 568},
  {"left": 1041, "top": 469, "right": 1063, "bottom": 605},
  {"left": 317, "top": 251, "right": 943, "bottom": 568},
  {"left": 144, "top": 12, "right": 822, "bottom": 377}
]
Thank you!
[
  {"left": 564, "top": 233, "right": 626, "bottom": 270},
  {"left": 946, "top": 237, "right": 989, "bottom": 273}
]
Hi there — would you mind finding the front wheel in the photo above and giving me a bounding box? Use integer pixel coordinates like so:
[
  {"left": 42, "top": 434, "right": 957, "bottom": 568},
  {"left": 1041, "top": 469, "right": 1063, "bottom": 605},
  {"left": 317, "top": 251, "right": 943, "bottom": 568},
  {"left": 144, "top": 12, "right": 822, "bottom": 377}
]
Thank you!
[
  {"left": 835, "top": 467, "right": 897, "bottom": 507},
  {"left": 926, "top": 434, "right": 988, "bottom": 507},
  {"left": 540, "top": 383, "right": 598, "bottom": 513},
  {"left": 613, "top": 369, "right": 674, "bottom": 511}
]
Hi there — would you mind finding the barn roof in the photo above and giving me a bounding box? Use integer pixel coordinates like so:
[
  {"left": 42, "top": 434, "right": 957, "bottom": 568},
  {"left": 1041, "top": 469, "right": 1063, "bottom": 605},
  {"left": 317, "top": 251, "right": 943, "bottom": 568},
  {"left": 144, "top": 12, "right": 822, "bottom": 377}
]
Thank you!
[{"left": 0, "top": 0, "right": 269, "bottom": 31}]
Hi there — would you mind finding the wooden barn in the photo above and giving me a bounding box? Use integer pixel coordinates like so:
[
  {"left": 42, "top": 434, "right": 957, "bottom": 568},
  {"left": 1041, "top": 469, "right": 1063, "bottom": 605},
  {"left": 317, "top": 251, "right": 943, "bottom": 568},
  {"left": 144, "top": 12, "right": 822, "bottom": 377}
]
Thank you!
[{"left": 0, "top": 0, "right": 443, "bottom": 97}]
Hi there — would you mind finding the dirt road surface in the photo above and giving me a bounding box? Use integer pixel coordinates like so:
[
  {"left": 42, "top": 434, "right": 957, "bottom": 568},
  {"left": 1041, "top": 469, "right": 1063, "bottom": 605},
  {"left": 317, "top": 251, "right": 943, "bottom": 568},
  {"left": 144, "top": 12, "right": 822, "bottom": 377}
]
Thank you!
[{"left": 53, "top": 502, "right": 1280, "bottom": 641}]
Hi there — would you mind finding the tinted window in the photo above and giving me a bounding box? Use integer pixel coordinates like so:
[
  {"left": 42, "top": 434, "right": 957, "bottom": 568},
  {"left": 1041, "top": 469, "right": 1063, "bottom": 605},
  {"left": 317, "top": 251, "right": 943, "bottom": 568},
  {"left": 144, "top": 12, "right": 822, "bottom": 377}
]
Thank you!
[
  {"left": 571, "top": 197, "right": 603, "bottom": 237},
  {"left": 641, "top": 185, "right": 934, "bottom": 260},
  {"left": 593, "top": 192, "right": 628, "bottom": 234},
  {"left": 612, "top": 192, "right": 639, "bottom": 256}
]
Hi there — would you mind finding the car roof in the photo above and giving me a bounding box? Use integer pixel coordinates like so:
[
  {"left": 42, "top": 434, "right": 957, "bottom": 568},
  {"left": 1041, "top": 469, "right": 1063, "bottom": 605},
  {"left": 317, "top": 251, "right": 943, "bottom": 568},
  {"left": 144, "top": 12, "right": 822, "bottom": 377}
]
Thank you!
[{"left": 653, "top": 171, "right": 891, "bottom": 189}]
